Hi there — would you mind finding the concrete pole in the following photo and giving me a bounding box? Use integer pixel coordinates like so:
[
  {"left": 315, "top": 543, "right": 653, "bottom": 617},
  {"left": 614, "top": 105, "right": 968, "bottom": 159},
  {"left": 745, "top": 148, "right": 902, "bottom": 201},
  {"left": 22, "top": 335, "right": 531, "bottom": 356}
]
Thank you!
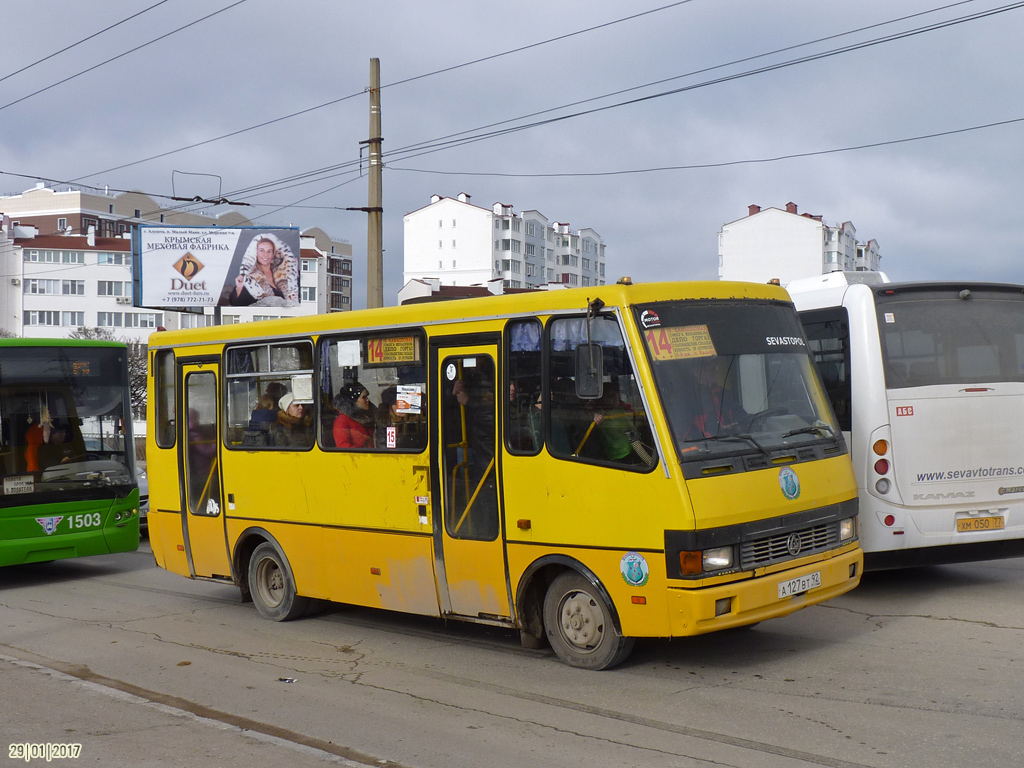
[{"left": 366, "top": 58, "right": 384, "bottom": 309}]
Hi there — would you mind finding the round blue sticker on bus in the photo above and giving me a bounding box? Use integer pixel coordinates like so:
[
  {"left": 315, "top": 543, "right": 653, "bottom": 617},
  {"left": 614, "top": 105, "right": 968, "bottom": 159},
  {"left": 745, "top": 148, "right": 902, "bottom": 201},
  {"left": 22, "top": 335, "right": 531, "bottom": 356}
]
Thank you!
[
  {"left": 620, "top": 552, "right": 649, "bottom": 587},
  {"left": 779, "top": 467, "right": 800, "bottom": 500}
]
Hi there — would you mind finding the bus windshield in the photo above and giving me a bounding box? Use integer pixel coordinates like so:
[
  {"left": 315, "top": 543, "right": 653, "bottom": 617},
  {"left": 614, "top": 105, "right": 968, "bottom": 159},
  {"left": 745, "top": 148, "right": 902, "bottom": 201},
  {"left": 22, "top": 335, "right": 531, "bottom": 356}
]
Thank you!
[
  {"left": 876, "top": 287, "right": 1024, "bottom": 388},
  {"left": 0, "top": 346, "right": 133, "bottom": 501},
  {"left": 636, "top": 300, "right": 841, "bottom": 462}
]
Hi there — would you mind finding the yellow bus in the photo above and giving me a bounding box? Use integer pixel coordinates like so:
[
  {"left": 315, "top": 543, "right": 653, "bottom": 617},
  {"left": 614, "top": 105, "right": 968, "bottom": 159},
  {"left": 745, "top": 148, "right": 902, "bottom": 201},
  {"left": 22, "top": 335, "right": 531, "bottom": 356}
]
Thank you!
[{"left": 147, "top": 280, "right": 862, "bottom": 669}]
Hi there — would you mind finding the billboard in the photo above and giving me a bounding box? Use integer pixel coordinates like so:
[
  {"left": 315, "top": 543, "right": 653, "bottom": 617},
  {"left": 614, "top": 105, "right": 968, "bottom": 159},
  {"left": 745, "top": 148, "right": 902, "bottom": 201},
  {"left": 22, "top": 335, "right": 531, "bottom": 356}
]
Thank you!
[{"left": 137, "top": 226, "right": 302, "bottom": 308}]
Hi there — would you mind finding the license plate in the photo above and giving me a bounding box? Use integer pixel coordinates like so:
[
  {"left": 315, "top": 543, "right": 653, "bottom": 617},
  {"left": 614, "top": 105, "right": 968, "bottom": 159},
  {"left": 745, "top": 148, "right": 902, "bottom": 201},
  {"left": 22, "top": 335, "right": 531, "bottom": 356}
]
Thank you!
[
  {"left": 778, "top": 571, "right": 821, "bottom": 599},
  {"left": 956, "top": 516, "right": 1005, "bottom": 532}
]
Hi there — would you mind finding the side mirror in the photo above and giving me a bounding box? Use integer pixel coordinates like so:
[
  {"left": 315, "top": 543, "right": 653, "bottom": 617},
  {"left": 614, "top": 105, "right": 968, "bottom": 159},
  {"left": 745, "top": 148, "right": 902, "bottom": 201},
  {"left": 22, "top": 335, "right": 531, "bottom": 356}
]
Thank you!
[{"left": 575, "top": 344, "right": 604, "bottom": 399}]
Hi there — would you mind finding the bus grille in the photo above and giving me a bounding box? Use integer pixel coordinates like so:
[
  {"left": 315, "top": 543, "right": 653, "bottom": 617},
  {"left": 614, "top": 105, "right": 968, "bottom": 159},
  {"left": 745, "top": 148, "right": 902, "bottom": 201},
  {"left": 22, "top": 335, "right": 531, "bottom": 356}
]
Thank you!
[{"left": 740, "top": 522, "right": 838, "bottom": 569}]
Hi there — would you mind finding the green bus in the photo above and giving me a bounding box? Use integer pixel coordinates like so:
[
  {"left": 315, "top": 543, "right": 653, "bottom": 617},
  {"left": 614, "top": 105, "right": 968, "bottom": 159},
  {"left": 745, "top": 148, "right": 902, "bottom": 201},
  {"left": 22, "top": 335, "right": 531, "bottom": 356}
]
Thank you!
[{"left": 0, "top": 338, "right": 141, "bottom": 566}]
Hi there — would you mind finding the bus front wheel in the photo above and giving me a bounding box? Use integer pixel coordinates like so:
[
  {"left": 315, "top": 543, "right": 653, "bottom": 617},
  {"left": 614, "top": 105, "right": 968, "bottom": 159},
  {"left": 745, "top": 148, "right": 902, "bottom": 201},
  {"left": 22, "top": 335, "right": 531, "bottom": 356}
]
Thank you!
[
  {"left": 248, "top": 542, "right": 309, "bottom": 621},
  {"left": 543, "top": 571, "right": 634, "bottom": 670}
]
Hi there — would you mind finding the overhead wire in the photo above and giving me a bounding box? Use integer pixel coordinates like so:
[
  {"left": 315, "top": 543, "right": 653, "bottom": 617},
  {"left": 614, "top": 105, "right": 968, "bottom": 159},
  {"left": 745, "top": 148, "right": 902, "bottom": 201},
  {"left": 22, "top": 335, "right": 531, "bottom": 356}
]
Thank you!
[
  {"left": 172, "top": 0, "right": 1013, "bottom": 209},
  {"left": 0, "top": 0, "right": 173, "bottom": 86},
  {"left": 73, "top": 1, "right": 697, "bottom": 181},
  {"left": 389, "top": 116, "right": 1024, "bottom": 178},
  {"left": 379, "top": 0, "right": 1024, "bottom": 167},
  {"left": 0, "top": 0, "right": 251, "bottom": 114},
  {"left": 205, "top": 0, "right": 1019, "bottom": 202},
  {"left": 387, "top": 0, "right": 984, "bottom": 157},
  {"left": 12, "top": 0, "right": 1020, "bottom": 225}
]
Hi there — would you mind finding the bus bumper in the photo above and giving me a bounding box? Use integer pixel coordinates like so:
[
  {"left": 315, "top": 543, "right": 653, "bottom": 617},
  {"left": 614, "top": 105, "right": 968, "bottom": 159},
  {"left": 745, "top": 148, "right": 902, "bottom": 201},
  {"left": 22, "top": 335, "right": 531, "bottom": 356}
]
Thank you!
[{"left": 665, "top": 546, "right": 862, "bottom": 636}]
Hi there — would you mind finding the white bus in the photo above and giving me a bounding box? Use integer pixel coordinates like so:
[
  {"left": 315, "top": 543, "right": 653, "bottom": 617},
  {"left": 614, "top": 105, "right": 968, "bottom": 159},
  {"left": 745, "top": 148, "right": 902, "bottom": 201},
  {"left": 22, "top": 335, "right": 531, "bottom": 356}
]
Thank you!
[{"left": 788, "top": 272, "right": 1024, "bottom": 569}]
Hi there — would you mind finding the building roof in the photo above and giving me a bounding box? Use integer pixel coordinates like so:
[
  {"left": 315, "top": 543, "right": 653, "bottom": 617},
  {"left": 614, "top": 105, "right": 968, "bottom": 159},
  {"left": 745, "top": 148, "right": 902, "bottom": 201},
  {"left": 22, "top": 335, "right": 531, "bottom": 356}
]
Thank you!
[
  {"left": 401, "top": 282, "right": 538, "bottom": 304},
  {"left": 14, "top": 234, "right": 131, "bottom": 251}
]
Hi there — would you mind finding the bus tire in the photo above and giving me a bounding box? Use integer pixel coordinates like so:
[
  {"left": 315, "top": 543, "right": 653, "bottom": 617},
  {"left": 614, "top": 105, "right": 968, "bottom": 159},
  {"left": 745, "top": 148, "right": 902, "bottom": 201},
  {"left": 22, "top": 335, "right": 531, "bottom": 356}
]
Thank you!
[
  {"left": 543, "top": 571, "right": 634, "bottom": 670},
  {"left": 248, "top": 541, "right": 309, "bottom": 621}
]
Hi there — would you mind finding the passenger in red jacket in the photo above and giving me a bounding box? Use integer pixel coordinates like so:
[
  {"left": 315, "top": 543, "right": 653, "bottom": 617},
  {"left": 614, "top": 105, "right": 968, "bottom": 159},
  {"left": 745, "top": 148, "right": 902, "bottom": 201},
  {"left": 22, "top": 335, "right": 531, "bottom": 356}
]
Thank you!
[{"left": 333, "top": 382, "right": 374, "bottom": 448}]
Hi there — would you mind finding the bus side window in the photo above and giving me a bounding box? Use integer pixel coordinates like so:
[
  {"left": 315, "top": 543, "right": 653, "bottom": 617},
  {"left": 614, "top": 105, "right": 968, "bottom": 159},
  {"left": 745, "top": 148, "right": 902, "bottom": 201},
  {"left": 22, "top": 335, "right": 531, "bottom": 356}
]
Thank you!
[
  {"left": 506, "top": 318, "right": 542, "bottom": 455},
  {"left": 547, "top": 315, "right": 656, "bottom": 469},
  {"left": 154, "top": 350, "right": 176, "bottom": 449},
  {"left": 319, "top": 331, "right": 428, "bottom": 452},
  {"left": 801, "top": 308, "right": 852, "bottom": 432},
  {"left": 224, "top": 341, "right": 315, "bottom": 450}
]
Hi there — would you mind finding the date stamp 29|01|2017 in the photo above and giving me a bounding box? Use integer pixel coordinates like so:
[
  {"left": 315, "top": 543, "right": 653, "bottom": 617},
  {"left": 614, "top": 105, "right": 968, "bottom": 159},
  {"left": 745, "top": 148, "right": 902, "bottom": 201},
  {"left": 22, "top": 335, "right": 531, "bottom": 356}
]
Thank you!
[{"left": 8, "top": 744, "right": 82, "bottom": 762}]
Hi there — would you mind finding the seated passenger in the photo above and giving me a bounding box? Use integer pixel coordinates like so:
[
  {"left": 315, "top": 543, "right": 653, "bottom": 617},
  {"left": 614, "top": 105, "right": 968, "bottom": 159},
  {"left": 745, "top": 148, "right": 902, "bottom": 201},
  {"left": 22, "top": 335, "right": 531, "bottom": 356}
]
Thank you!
[
  {"left": 37, "top": 425, "right": 74, "bottom": 469},
  {"left": 588, "top": 382, "right": 634, "bottom": 462},
  {"left": 274, "top": 393, "right": 314, "bottom": 447},
  {"left": 333, "top": 382, "right": 374, "bottom": 448},
  {"left": 249, "top": 394, "right": 278, "bottom": 429}
]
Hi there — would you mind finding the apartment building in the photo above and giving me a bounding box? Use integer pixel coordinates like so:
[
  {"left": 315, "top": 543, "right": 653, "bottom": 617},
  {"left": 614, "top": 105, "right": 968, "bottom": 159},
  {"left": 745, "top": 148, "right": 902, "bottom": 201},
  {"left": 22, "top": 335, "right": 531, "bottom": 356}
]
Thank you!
[
  {"left": 0, "top": 185, "right": 354, "bottom": 338},
  {"left": 0, "top": 219, "right": 343, "bottom": 340},
  {"left": 403, "top": 193, "right": 606, "bottom": 291},
  {"left": 718, "top": 202, "right": 881, "bottom": 285}
]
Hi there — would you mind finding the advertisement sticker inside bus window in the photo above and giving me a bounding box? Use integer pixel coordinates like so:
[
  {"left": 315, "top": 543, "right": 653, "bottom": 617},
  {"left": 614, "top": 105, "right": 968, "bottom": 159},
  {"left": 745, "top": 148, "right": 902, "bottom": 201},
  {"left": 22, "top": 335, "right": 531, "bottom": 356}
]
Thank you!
[
  {"left": 644, "top": 324, "right": 717, "bottom": 361},
  {"left": 396, "top": 385, "right": 422, "bottom": 414},
  {"left": 884, "top": 312, "right": 895, "bottom": 323}
]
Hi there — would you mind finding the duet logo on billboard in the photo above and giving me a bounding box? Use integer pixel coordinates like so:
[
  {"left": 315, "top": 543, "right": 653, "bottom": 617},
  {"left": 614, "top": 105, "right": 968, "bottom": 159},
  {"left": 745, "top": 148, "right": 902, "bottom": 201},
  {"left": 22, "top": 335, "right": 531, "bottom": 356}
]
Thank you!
[
  {"left": 174, "top": 252, "right": 204, "bottom": 279},
  {"left": 171, "top": 252, "right": 206, "bottom": 290}
]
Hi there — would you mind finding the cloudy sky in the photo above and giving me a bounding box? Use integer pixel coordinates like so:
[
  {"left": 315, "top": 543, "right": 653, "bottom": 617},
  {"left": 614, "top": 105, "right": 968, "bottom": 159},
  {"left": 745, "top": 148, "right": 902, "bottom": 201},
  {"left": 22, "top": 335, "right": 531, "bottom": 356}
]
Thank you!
[{"left": 3, "top": 0, "right": 1022, "bottom": 307}]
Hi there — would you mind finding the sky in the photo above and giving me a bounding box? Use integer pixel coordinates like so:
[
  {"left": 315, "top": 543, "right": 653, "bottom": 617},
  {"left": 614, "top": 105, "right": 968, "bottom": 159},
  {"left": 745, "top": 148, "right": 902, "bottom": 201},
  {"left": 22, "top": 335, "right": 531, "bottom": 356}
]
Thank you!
[{"left": 3, "top": 0, "right": 1023, "bottom": 309}]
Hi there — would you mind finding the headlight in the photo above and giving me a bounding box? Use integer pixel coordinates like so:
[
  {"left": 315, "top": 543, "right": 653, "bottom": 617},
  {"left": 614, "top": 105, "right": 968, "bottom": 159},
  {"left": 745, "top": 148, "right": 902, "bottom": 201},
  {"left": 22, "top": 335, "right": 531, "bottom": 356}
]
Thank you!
[
  {"left": 839, "top": 517, "right": 857, "bottom": 541},
  {"left": 702, "top": 546, "right": 733, "bottom": 571}
]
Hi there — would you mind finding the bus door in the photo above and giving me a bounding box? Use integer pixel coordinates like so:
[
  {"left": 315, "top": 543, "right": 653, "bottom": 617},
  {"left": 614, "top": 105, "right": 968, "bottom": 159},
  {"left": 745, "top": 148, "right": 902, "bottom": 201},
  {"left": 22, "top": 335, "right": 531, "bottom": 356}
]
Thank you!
[
  {"left": 432, "top": 340, "right": 512, "bottom": 621},
  {"left": 179, "top": 362, "right": 230, "bottom": 579}
]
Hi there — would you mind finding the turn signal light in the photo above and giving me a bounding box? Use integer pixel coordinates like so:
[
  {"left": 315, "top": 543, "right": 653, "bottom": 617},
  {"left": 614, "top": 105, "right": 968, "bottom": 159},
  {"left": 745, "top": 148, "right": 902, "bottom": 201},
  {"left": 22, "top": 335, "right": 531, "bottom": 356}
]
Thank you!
[
  {"left": 872, "top": 439, "right": 889, "bottom": 456},
  {"left": 680, "top": 551, "right": 702, "bottom": 575}
]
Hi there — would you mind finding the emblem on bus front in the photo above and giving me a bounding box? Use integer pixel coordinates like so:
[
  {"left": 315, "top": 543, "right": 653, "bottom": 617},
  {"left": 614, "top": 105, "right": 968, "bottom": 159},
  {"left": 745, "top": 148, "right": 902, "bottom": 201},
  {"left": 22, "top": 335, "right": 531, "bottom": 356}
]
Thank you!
[
  {"left": 786, "top": 533, "right": 803, "bottom": 556},
  {"left": 35, "top": 516, "right": 63, "bottom": 535},
  {"left": 779, "top": 467, "right": 800, "bottom": 500},
  {"left": 620, "top": 552, "right": 649, "bottom": 587}
]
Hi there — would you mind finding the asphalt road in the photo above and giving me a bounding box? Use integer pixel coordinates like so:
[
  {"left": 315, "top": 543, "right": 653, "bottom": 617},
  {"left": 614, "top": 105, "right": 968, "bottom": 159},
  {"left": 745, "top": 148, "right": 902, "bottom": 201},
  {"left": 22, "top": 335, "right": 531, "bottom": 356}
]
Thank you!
[{"left": 1, "top": 543, "right": 1021, "bottom": 768}]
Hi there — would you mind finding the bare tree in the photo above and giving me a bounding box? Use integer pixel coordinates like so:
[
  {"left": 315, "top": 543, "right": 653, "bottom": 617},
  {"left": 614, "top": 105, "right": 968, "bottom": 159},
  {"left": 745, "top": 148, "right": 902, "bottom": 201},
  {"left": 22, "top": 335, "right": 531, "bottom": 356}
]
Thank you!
[{"left": 70, "top": 327, "right": 148, "bottom": 420}]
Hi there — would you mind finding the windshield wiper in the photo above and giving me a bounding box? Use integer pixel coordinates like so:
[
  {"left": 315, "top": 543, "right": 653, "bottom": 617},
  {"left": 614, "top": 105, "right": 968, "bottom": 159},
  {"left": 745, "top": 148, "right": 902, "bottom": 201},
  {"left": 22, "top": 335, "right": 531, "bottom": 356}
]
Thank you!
[
  {"left": 691, "top": 433, "right": 770, "bottom": 456},
  {"left": 783, "top": 422, "right": 835, "bottom": 440}
]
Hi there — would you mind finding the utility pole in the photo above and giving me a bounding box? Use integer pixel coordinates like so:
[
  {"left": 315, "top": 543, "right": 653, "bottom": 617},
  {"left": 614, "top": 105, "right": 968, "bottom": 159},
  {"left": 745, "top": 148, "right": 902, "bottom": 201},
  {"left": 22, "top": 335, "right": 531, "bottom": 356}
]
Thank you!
[{"left": 365, "top": 57, "right": 384, "bottom": 309}]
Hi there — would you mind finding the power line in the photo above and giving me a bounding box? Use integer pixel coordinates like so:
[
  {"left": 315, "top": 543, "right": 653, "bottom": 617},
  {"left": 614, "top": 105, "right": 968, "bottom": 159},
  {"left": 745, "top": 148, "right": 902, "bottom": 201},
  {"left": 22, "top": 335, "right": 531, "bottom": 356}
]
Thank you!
[
  {"left": 72, "top": 1, "right": 696, "bottom": 181},
  {"left": 0, "top": 0, "right": 251, "bottom": 114},
  {"left": 180, "top": 0, "right": 1009, "bottom": 209},
  {"left": 388, "top": 116, "right": 1024, "bottom": 178},
  {"left": 383, "top": 1, "right": 697, "bottom": 91},
  {"left": 387, "top": 0, "right": 984, "bottom": 157},
  {"left": 374, "top": 1, "right": 1024, "bottom": 166},
  {"left": 0, "top": 0, "right": 174, "bottom": 86},
  {"left": 12, "top": 1, "right": 1021, "bottom": 223}
]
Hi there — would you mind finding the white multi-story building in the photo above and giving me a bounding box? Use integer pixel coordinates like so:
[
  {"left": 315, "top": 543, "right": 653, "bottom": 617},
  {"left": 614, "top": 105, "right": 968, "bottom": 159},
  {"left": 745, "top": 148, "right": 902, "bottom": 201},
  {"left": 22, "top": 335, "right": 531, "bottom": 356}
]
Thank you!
[
  {"left": 718, "top": 202, "right": 881, "bottom": 285},
  {"left": 0, "top": 218, "right": 339, "bottom": 341},
  {"left": 403, "top": 193, "right": 607, "bottom": 291},
  {"left": 0, "top": 184, "right": 354, "bottom": 340}
]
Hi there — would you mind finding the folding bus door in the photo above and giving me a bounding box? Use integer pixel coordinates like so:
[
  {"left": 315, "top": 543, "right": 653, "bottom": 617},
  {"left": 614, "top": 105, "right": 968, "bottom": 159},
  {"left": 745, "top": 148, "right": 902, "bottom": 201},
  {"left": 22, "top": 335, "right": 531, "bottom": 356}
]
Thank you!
[
  {"left": 432, "top": 339, "right": 512, "bottom": 621},
  {"left": 179, "top": 361, "right": 231, "bottom": 580}
]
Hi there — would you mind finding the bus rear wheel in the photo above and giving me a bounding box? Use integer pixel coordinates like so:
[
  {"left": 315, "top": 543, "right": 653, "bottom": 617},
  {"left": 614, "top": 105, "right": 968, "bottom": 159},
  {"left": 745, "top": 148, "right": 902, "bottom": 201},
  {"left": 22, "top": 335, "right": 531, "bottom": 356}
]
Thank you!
[
  {"left": 248, "top": 542, "right": 309, "bottom": 621},
  {"left": 543, "top": 571, "right": 634, "bottom": 670}
]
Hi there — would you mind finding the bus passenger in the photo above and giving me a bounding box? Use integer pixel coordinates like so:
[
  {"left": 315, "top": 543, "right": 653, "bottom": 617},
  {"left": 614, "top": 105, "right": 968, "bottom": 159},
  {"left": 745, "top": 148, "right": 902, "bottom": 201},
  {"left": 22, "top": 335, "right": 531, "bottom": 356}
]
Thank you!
[
  {"left": 332, "top": 383, "right": 373, "bottom": 448},
  {"left": 685, "top": 358, "right": 747, "bottom": 439},
  {"left": 249, "top": 394, "right": 278, "bottom": 429},
  {"left": 588, "top": 382, "right": 633, "bottom": 462},
  {"left": 275, "top": 393, "right": 314, "bottom": 448}
]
